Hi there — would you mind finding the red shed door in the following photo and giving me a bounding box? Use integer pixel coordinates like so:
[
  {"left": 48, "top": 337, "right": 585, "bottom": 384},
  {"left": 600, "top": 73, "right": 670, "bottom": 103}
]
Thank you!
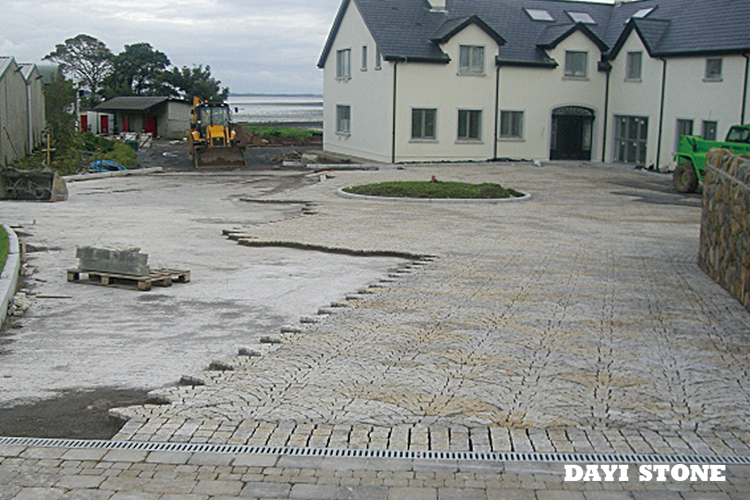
[
  {"left": 100, "top": 115, "right": 109, "bottom": 135},
  {"left": 144, "top": 115, "right": 157, "bottom": 135}
]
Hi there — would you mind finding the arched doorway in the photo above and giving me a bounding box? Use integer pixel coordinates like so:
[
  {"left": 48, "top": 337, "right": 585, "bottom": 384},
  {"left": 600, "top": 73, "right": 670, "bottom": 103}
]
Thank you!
[{"left": 550, "top": 106, "right": 594, "bottom": 161}]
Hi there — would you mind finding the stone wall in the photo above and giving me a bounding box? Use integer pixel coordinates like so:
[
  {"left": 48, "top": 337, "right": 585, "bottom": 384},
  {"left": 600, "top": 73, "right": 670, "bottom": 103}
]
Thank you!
[{"left": 699, "top": 149, "right": 750, "bottom": 311}]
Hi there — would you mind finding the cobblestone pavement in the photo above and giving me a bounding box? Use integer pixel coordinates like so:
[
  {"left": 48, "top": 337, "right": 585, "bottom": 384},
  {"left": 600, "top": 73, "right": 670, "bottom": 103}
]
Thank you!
[
  {"left": 2, "top": 441, "right": 749, "bottom": 499},
  {"left": 3, "top": 161, "right": 750, "bottom": 498},
  {"left": 109, "top": 162, "right": 750, "bottom": 454}
]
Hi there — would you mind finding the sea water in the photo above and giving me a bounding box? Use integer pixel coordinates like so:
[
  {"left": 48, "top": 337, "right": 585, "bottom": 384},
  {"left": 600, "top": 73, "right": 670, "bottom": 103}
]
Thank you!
[{"left": 228, "top": 94, "right": 323, "bottom": 127}]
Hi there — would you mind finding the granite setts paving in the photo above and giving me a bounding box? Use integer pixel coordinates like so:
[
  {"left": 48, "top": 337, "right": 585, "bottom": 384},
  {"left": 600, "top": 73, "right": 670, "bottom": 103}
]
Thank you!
[
  {"left": 108, "top": 163, "right": 750, "bottom": 453},
  {"left": 4, "top": 161, "right": 750, "bottom": 498}
]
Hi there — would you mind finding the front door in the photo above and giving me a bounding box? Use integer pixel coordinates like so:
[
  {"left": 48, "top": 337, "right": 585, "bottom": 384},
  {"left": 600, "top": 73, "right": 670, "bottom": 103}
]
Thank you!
[{"left": 550, "top": 107, "right": 594, "bottom": 161}]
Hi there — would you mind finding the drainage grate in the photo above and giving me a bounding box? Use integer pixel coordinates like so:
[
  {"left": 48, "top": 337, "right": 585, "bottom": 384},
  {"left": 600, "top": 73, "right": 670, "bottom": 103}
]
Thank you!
[{"left": 1, "top": 436, "right": 749, "bottom": 465}]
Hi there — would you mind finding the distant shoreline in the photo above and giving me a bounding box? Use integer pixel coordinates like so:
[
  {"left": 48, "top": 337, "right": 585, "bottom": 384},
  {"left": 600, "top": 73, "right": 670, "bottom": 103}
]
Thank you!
[{"left": 229, "top": 93, "right": 323, "bottom": 98}]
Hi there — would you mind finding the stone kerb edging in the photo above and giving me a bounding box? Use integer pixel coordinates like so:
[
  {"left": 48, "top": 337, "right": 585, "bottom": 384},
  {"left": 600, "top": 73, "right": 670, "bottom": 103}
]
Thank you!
[
  {"left": 64, "top": 166, "right": 164, "bottom": 182},
  {"left": 337, "top": 187, "right": 531, "bottom": 203},
  {"left": 0, "top": 223, "right": 21, "bottom": 327}
]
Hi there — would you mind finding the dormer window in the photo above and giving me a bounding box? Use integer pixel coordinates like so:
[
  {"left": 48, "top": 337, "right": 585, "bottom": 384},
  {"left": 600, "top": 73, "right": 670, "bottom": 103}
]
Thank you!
[
  {"left": 567, "top": 12, "right": 596, "bottom": 25},
  {"left": 525, "top": 8, "right": 554, "bottom": 22}
]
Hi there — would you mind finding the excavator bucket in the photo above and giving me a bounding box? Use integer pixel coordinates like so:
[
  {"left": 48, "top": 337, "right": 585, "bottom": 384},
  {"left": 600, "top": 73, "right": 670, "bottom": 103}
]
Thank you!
[
  {"left": 193, "top": 145, "right": 246, "bottom": 168},
  {"left": 0, "top": 167, "right": 68, "bottom": 201}
]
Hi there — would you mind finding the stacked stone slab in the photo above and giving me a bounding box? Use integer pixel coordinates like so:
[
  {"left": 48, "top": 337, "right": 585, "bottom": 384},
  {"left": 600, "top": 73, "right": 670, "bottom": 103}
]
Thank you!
[
  {"left": 699, "top": 148, "right": 750, "bottom": 312},
  {"left": 76, "top": 246, "right": 150, "bottom": 276}
]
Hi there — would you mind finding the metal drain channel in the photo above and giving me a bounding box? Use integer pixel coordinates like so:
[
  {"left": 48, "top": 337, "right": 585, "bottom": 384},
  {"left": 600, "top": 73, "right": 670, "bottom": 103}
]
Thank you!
[{"left": 1, "top": 436, "right": 749, "bottom": 465}]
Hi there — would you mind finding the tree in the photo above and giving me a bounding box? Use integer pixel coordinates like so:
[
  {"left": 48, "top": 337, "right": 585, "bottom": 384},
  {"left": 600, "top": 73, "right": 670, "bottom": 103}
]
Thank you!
[
  {"left": 164, "top": 65, "right": 229, "bottom": 102},
  {"left": 103, "top": 43, "right": 171, "bottom": 97},
  {"left": 43, "top": 34, "right": 113, "bottom": 105},
  {"left": 43, "top": 77, "right": 77, "bottom": 148}
]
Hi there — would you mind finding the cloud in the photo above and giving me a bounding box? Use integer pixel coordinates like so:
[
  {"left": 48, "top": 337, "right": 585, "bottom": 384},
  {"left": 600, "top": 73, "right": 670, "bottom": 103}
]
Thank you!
[{"left": 2, "top": 0, "right": 342, "bottom": 93}]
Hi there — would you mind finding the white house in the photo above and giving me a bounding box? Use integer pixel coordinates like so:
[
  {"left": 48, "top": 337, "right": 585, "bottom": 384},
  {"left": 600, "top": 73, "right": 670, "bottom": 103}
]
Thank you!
[{"left": 318, "top": 0, "right": 750, "bottom": 169}]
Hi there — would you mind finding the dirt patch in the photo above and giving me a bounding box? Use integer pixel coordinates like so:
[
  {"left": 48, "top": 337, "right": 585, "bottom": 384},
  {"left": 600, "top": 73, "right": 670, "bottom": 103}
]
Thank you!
[{"left": 0, "top": 388, "right": 151, "bottom": 439}]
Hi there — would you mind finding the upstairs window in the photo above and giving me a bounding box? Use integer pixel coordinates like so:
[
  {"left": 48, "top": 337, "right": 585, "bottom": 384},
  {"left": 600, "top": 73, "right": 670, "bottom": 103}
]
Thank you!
[
  {"left": 336, "top": 49, "right": 351, "bottom": 79},
  {"left": 361, "top": 46, "right": 368, "bottom": 71},
  {"left": 525, "top": 8, "right": 554, "bottom": 22},
  {"left": 564, "top": 51, "right": 588, "bottom": 78},
  {"left": 459, "top": 45, "right": 485, "bottom": 74},
  {"left": 705, "top": 58, "right": 722, "bottom": 81},
  {"left": 375, "top": 46, "right": 382, "bottom": 70},
  {"left": 626, "top": 51, "right": 642, "bottom": 80}
]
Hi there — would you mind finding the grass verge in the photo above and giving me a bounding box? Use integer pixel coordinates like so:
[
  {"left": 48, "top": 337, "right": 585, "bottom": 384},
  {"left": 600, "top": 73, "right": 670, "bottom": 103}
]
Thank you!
[
  {"left": 241, "top": 125, "right": 316, "bottom": 142},
  {"left": 343, "top": 181, "right": 524, "bottom": 199},
  {"left": 0, "top": 225, "right": 8, "bottom": 273}
]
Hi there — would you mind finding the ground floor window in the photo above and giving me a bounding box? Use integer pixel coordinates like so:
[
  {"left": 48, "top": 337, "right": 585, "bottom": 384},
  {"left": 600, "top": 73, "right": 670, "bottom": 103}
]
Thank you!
[
  {"left": 412, "top": 108, "right": 437, "bottom": 140},
  {"left": 675, "top": 119, "right": 694, "bottom": 149},
  {"left": 336, "top": 105, "right": 351, "bottom": 134},
  {"left": 499, "top": 111, "right": 524, "bottom": 139},
  {"left": 458, "top": 110, "right": 482, "bottom": 140},
  {"left": 702, "top": 120, "right": 717, "bottom": 141},
  {"left": 614, "top": 115, "right": 648, "bottom": 165}
]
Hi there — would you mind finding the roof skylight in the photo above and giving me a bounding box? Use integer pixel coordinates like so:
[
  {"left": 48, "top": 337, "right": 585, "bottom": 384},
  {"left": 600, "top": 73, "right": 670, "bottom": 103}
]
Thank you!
[
  {"left": 525, "top": 8, "right": 554, "bottom": 22},
  {"left": 567, "top": 12, "right": 596, "bottom": 24},
  {"left": 633, "top": 7, "right": 656, "bottom": 19}
]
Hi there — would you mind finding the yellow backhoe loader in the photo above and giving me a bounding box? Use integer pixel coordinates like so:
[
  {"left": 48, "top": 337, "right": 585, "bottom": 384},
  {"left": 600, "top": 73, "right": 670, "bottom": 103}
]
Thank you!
[{"left": 189, "top": 97, "right": 246, "bottom": 168}]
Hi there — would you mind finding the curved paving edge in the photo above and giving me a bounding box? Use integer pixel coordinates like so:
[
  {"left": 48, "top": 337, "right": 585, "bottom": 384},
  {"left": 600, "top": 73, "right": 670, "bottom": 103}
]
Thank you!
[
  {"left": 0, "top": 223, "right": 21, "bottom": 328},
  {"left": 337, "top": 187, "right": 532, "bottom": 203}
]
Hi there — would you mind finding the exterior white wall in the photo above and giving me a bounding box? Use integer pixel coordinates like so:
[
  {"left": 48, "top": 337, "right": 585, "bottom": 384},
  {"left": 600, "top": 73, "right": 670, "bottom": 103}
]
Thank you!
[
  {"left": 660, "top": 54, "right": 748, "bottom": 169},
  {"left": 394, "top": 25, "right": 499, "bottom": 162},
  {"left": 322, "top": 1, "right": 393, "bottom": 162},
  {"left": 163, "top": 101, "right": 191, "bottom": 139},
  {"left": 607, "top": 32, "right": 663, "bottom": 168},
  {"left": 498, "top": 31, "right": 607, "bottom": 162}
]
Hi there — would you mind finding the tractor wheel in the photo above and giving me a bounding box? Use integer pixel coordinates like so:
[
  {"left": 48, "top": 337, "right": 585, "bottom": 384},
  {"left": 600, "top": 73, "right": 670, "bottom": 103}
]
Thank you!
[{"left": 673, "top": 162, "right": 698, "bottom": 193}]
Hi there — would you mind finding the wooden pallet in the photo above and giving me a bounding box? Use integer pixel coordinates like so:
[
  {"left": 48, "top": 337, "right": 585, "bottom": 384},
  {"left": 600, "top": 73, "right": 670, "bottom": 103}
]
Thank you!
[{"left": 67, "top": 268, "right": 191, "bottom": 291}]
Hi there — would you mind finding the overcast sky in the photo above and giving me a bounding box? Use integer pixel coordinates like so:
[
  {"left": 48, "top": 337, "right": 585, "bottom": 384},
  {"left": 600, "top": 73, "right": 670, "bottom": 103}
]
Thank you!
[
  {"left": 2, "top": 0, "right": 343, "bottom": 95},
  {"left": 3, "top": 0, "right": 617, "bottom": 96}
]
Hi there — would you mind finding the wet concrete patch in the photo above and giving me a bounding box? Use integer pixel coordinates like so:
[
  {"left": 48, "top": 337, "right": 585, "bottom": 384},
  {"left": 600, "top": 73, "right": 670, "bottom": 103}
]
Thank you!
[{"left": 0, "top": 388, "right": 150, "bottom": 439}]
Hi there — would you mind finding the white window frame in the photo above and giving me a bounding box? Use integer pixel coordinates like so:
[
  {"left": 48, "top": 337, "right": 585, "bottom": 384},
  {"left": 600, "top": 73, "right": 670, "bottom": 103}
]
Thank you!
[
  {"left": 626, "top": 51, "right": 642, "bottom": 80},
  {"left": 411, "top": 108, "right": 437, "bottom": 141},
  {"left": 361, "top": 46, "right": 368, "bottom": 71},
  {"left": 705, "top": 58, "right": 722, "bottom": 81},
  {"left": 336, "top": 105, "right": 351, "bottom": 135},
  {"left": 336, "top": 49, "right": 351, "bottom": 80},
  {"left": 499, "top": 110, "right": 524, "bottom": 140},
  {"left": 459, "top": 45, "right": 485, "bottom": 75},
  {"left": 564, "top": 51, "right": 588, "bottom": 78},
  {"left": 375, "top": 46, "right": 382, "bottom": 70},
  {"left": 457, "top": 109, "right": 482, "bottom": 141}
]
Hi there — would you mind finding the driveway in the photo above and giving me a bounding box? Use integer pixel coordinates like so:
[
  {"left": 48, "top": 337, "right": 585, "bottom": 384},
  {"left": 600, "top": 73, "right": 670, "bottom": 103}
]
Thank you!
[{"left": 88, "top": 161, "right": 750, "bottom": 456}]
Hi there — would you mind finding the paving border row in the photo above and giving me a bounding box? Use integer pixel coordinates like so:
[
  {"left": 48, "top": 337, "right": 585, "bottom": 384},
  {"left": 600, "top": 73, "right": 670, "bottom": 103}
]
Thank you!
[
  {"left": 336, "top": 187, "right": 532, "bottom": 203},
  {"left": 0, "top": 222, "right": 21, "bottom": 327},
  {"left": 2, "top": 436, "right": 749, "bottom": 466}
]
